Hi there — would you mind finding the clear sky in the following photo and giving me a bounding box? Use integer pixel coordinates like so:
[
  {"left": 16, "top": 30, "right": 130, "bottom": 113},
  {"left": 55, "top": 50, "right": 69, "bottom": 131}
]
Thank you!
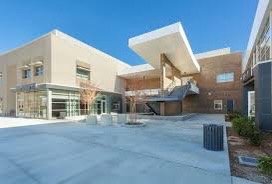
[{"left": 0, "top": 0, "right": 258, "bottom": 65}]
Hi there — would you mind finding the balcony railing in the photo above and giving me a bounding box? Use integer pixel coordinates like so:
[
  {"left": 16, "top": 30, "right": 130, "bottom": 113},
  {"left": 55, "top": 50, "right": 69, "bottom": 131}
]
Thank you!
[
  {"left": 125, "top": 89, "right": 160, "bottom": 97},
  {"left": 242, "top": 67, "right": 254, "bottom": 83}
]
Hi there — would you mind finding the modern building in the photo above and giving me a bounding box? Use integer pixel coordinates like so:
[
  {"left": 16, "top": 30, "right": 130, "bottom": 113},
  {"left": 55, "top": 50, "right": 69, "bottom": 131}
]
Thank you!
[
  {"left": 0, "top": 22, "right": 242, "bottom": 119},
  {"left": 120, "top": 23, "right": 242, "bottom": 115},
  {"left": 242, "top": 0, "right": 272, "bottom": 131},
  {"left": 0, "top": 30, "right": 129, "bottom": 119}
]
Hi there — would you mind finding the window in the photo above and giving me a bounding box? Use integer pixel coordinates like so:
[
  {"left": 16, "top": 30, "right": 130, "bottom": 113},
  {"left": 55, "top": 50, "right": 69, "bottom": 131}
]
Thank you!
[
  {"left": 216, "top": 72, "right": 234, "bottom": 83},
  {"left": 214, "top": 100, "right": 223, "bottom": 110},
  {"left": 112, "top": 102, "right": 120, "bottom": 111},
  {"left": 76, "top": 66, "right": 90, "bottom": 80},
  {"left": 0, "top": 72, "right": 2, "bottom": 80},
  {"left": 22, "top": 69, "right": 31, "bottom": 79},
  {"left": 34, "top": 66, "right": 44, "bottom": 76}
]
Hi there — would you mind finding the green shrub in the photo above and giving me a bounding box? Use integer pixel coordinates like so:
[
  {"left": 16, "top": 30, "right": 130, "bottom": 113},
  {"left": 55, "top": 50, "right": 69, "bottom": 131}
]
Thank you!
[
  {"left": 258, "top": 156, "right": 272, "bottom": 176},
  {"left": 249, "top": 130, "right": 261, "bottom": 146},
  {"left": 232, "top": 116, "right": 262, "bottom": 146},
  {"left": 225, "top": 111, "right": 241, "bottom": 121},
  {"left": 228, "top": 111, "right": 242, "bottom": 121},
  {"left": 232, "top": 116, "right": 247, "bottom": 135}
]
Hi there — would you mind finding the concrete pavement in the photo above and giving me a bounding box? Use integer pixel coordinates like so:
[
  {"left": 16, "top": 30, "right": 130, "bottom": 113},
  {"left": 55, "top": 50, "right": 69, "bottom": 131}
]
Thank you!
[{"left": 0, "top": 114, "right": 232, "bottom": 184}]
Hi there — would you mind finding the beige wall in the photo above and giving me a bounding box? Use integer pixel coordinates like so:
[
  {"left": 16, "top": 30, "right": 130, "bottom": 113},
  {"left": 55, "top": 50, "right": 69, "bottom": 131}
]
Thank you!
[
  {"left": 50, "top": 33, "right": 127, "bottom": 94},
  {"left": 0, "top": 31, "right": 129, "bottom": 114},
  {"left": 0, "top": 35, "right": 51, "bottom": 113}
]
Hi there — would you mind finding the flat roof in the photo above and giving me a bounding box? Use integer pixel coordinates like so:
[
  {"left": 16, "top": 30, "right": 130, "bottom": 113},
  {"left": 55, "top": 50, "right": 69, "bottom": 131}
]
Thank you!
[
  {"left": 118, "top": 64, "right": 160, "bottom": 79},
  {"left": 128, "top": 22, "right": 200, "bottom": 75}
]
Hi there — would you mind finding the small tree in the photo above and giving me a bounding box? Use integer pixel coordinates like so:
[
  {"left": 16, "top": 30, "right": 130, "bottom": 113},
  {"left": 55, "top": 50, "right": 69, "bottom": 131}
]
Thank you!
[
  {"left": 80, "top": 81, "right": 99, "bottom": 115},
  {"left": 126, "top": 77, "right": 147, "bottom": 124}
]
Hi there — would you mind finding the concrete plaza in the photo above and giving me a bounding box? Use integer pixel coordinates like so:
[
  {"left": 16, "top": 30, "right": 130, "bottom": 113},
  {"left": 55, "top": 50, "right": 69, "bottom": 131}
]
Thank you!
[{"left": 0, "top": 114, "right": 232, "bottom": 184}]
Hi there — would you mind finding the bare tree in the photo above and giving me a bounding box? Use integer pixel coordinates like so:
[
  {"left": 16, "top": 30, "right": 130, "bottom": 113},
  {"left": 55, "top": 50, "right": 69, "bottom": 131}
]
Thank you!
[
  {"left": 79, "top": 81, "right": 99, "bottom": 115},
  {"left": 126, "top": 77, "right": 147, "bottom": 124}
]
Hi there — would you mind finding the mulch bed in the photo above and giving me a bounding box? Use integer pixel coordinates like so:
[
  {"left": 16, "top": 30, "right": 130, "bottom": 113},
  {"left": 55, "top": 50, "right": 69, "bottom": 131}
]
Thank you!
[{"left": 227, "top": 127, "right": 272, "bottom": 184}]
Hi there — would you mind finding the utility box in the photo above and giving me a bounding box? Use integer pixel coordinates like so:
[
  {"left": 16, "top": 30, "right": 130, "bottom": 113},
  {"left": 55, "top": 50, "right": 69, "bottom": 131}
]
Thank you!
[{"left": 203, "top": 124, "right": 224, "bottom": 151}]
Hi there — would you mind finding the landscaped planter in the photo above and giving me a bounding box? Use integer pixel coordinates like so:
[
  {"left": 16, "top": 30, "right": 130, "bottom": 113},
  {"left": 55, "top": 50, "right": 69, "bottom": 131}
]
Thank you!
[
  {"left": 86, "top": 115, "right": 97, "bottom": 125},
  {"left": 99, "top": 114, "right": 112, "bottom": 125},
  {"left": 117, "top": 114, "right": 128, "bottom": 124},
  {"left": 123, "top": 122, "right": 146, "bottom": 128}
]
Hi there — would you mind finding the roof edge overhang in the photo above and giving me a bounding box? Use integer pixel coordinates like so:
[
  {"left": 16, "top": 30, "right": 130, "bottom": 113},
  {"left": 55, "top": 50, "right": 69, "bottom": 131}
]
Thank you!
[{"left": 128, "top": 22, "right": 200, "bottom": 74}]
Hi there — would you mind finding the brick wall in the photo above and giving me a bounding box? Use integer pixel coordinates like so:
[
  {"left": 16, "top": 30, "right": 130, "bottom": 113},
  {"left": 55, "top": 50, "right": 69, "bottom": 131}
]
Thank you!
[{"left": 182, "top": 52, "right": 242, "bottom": 114}]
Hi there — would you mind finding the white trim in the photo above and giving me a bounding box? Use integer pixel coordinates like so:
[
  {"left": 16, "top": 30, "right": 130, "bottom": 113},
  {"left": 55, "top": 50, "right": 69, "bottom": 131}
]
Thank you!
[
  {"left": 0, "top": 29, "right": 131, "bottom": 69},
  {"left": 243, "top": 0, "right": 271, "bottom": 72},
  {"left": 252, "top": 59, "right": 272, "bottom": 69},
  {"left": 0, "top": 32, "right": 53, "bottom": 57},
  {"left": 214, "top": 100, "right": 223, "bottom": 110},
  {"left": 52, "top": 30, "right": 130, "bottom": 68},
  {"left": 118, "top": 64, "right": 154, "bottom": 76},
  {"left": 195, "top": 48, "right": 231, "bottom": 60}
]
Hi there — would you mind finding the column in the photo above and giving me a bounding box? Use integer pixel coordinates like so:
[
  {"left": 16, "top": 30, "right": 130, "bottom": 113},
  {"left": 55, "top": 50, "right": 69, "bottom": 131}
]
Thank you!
[
  {"left": 15, "top": 92, "right": 18, "bottom": 117},
  {"left": 160, "top": 54, "right": 166, "bottom": 93},
  {"left": 270, "top": 10, "right": 272, "bottom": 59},
  {"left": 47, "top": 90, "right": 52, "bottom": 119},
  {"left": 160, "top": 102, "right": 165, "bottom": 116}
]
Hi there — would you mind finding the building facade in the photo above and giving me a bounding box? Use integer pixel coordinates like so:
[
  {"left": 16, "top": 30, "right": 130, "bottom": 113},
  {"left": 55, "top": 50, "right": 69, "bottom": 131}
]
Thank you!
[
  {"left": 0, "top": 23, "right": 243, "bottom": 119},
  {"left": 0, "top": 30, "right": 128, "bottom": 119},
  {"left": 242, "top": 0, "right": 272, "bottom": 131}
]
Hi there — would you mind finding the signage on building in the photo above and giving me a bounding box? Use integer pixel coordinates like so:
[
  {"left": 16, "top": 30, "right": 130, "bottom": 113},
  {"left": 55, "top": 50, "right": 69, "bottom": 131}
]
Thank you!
[{"left": 16, "top": 83, "right": 37, "bottom": 92}]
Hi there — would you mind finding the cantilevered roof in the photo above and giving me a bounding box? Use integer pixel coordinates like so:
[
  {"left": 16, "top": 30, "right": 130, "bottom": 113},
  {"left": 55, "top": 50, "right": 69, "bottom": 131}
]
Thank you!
[
  {"left": 128, "top": 22, "right": 200, "bottom": 75},
  {"left": 118, "top": 64, "right": 160, "bottom": 79}
]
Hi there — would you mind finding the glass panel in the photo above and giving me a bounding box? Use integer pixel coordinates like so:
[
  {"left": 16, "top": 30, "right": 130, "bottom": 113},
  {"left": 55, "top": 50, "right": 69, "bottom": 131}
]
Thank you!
[
  {"left": 248, "top": 91, "right": 255, "bottom": 117},
  {"left": 16, "top": 91, "right": 47, "bottom": 118},
  {"left": 216, "top": 72, "right": 234, "bottom": 83},
  {"left": 51, "top": 90, "right": 80, "bottom": 118},
  {"left": 22, "top": 69, "right": 31, "bottom": 79},
  {"left": 76, "top": 68, "right": 90, "bottom": 80},
  {"left": 35, "top": 66, "right": 44, "bottom": 76}
]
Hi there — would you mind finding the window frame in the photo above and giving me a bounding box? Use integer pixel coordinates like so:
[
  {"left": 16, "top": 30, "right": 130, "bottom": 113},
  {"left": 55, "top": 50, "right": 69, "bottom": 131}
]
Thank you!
[
  {"left": 22, "top": 69, "right": 31, "bottom": 79},
  {"left": 34, "top": 65, "right": 44, "bottom": 76},
  {"left": 216, "top": 72, "right": 234, "bottom": 83},
  {"left": 214, "top": 100, "right": 223, "bottom": 110},
  {"left": 76, "top": 66, "right": 90, "bottom": 80}
]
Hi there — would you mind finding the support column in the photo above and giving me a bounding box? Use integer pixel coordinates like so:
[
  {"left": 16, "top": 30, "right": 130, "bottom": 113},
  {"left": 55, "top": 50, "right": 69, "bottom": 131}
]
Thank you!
[
  {"left": 15, "top": 92, "right": 18, "bottom": 117},
  {"left": 160, "top": 54, "right": 166, "bottom": 93},
  {"left": 47, "top": 90, "right": 52, "bottom": 119},
  {"left": 160, "top": 102, "right": 165, "bottom": 116}
]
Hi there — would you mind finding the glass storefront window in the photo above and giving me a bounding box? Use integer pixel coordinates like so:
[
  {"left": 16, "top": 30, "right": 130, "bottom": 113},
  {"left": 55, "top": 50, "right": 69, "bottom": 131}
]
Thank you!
[
  {"left": 51, "top": 90, "right": 80, "bottom": 118},
  {"left": 16, "top": 91, "right": 47, "bottom": 118}
]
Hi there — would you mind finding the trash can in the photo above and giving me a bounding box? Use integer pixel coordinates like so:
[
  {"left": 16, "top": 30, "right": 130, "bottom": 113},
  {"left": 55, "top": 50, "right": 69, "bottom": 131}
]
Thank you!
[{"left": 203, "top": 124, "right": 224, "bottom": 151}]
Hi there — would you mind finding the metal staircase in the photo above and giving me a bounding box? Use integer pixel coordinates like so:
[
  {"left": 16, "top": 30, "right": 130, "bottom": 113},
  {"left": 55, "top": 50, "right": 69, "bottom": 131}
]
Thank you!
[
  {"left": 146, "top": 81, "right": 199, "bottom": 102},
  {"left": 145, "top": 102, "right": 159, "bottom": 115}
]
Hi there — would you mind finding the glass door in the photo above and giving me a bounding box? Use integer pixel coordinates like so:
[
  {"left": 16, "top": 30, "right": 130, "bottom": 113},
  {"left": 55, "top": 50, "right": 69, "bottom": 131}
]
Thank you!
[
  {"left": 102, "top": 99, "right": 106, "bottom": 114},
  {"left": 95, "top": 96, "right": 107, "bottom": 115},
  {"left": 248, "top": 91, "right": 255, "bottom": 118}
]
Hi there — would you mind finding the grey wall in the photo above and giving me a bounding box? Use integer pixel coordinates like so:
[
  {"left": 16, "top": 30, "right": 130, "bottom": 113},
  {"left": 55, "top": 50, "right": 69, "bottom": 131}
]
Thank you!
[{"left": 254, "top": 62, "right": 272, "bottom": 131}]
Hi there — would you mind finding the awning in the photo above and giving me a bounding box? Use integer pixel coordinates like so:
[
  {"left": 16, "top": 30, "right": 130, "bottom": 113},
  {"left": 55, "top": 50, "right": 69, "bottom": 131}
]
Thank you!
[{"left": 128, "top": 22, "right": 200, "bottom": 75}]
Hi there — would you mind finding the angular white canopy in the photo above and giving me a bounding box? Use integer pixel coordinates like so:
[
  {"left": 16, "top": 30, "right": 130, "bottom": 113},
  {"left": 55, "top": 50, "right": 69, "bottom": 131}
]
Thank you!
[{"left": 128, "top": 22, "right": 200, "bottom": 75}]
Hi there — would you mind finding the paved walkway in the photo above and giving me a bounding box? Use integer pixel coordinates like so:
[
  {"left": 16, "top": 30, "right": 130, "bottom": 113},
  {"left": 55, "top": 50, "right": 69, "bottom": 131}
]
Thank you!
[{"left": 0, "top": 114, "right": 232, "bottom": 183}]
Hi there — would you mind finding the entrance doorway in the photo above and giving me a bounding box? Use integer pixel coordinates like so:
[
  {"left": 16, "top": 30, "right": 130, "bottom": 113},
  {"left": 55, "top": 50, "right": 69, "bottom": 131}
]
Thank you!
[
  {"left": 227, "top": 99, "right": 234, "bottom": 113},
  {"left": 248, "top": 91, "right": 255, "bottom": 117},
  {"left": 96, "top": 96, "right": 107, "bottom": 115}
]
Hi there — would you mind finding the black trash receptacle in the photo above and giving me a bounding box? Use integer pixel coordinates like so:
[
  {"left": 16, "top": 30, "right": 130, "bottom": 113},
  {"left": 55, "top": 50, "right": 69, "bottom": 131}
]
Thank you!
[{"left": 203, "top": 124, "right": 224, "bottom": 151}]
